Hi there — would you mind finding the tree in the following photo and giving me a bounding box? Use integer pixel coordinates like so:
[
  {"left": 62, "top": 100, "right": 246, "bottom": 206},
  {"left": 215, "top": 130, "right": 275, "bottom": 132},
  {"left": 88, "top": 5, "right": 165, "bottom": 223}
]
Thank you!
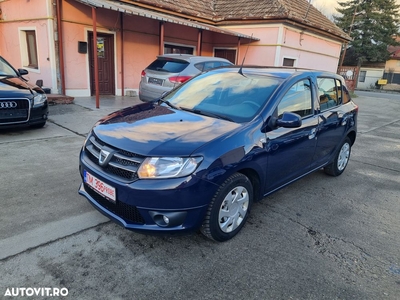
[{"left": 334, "top": 0, "right": 400, "bottom": 65}]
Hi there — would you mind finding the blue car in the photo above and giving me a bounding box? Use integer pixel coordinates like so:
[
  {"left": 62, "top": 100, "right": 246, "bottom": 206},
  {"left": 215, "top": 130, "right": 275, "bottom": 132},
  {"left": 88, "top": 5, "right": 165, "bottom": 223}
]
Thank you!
[
  {"left": 0, "top": 56, "right": 48, "bottom": 129},
  {"left": 79, "top": 66, "right": 358, "bottom": 241}
]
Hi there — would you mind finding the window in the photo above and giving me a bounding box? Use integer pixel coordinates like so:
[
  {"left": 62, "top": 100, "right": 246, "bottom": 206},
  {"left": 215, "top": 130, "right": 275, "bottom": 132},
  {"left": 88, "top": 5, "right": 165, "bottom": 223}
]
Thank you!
[
  {"left": 164, "top": 44, "right": 194, "bottom": 54},
  {"left": 341, "top": 84, "right": 351, "bottom": 104},
  {"left": 25, "top": 30, "right": 38, "bottom": 69},
  {"left": 215, "top": 49, "right": 237, "bottom": 64},
  {"left": 283, "top": 58, "right": 295, "bottom": 67},
  {"left": 277, "top": 79, "right": 312, "bottom": 118},
  {"left": 317, "top": 77, "right": 340, "bottom": 110},
  {"left": 359, "top": 71, "right": 366, "bottom": 82}
]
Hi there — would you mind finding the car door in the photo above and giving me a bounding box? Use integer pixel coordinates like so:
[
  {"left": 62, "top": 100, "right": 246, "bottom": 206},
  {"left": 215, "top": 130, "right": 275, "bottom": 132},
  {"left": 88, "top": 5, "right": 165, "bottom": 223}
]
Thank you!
[
  {"left": 311, "top": 77, "right": 349, "bottom": 168},
  {"left": 264, "top": 78, "right": 318, "bottom": 192}
]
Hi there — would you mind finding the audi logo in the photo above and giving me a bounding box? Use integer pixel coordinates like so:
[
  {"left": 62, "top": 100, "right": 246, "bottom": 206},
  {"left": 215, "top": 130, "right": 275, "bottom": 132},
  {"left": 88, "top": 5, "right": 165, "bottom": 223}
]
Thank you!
[{"left": 0, "top": 101, "right": 18, "bottom": 109}]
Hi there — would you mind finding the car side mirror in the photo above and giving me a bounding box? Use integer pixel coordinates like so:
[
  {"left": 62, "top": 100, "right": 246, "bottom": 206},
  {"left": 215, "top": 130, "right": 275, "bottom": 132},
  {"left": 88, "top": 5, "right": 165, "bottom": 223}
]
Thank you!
[
  {"left": 276, "top": 112, "right": 302, "bottom": 128},
  {"left": 18, "top": 68, "right": 29, "bottom": 76}
]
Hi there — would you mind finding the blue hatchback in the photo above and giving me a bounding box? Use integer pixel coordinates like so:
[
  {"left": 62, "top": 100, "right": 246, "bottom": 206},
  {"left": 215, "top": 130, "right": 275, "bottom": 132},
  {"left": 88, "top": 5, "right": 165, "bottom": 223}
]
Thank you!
[{"left": 79, "top": 66, "right": 358, "bottom": 241}]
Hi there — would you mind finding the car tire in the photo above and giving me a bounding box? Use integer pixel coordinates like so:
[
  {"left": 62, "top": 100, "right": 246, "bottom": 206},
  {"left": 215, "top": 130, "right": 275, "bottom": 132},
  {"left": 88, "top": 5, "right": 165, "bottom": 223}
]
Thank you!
[
  {"left": 324, "top": 137, "right": 351, "bottom": 176},
  {"left": 201, "top": 173, "right": 253, "bottom": 242}
]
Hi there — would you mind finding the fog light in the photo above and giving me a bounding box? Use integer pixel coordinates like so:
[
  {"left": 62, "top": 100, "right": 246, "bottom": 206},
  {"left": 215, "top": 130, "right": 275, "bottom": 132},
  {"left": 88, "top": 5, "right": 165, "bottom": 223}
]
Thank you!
[
  {"left": 149, "top": 211, "right": 187, "bottom": 228},
  {"left": 163, "top": 215, "right": 170, "bottom": 225}
]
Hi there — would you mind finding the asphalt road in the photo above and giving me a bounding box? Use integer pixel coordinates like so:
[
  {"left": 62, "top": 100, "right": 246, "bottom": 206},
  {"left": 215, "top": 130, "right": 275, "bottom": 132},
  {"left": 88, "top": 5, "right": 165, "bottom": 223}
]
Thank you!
[{"left": 0, "top": 93, "right": 399, "bottom": 299}]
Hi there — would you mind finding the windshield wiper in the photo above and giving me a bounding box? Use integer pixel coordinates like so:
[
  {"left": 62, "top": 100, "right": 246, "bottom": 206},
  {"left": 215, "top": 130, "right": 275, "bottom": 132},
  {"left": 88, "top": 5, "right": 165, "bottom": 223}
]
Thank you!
[
  {"left": 0, "top": 74, "right": 15, "bottom": 78},
  {"left": 181, "top": 107, "right": 234, "bottom": 122},
  {"left": 158, "top": 98, "right": 181, "bottom": 110}
]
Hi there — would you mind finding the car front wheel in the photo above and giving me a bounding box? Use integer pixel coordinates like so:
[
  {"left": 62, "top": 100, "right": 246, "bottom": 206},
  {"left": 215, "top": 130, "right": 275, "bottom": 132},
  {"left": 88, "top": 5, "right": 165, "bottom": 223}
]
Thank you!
[
  {"left": 324, "top": 137, "right": 351, "bottom": 176},
  {"left": 201, "top": 173, "right": 253, "bottom": 242}
]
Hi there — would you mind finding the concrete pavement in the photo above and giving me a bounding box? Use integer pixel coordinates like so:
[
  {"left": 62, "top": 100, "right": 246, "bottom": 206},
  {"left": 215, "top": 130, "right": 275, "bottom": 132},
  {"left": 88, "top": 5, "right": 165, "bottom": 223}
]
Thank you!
[
  {"left": 0, "top": 93, "right": 399, "bottom": 299},
  {"left": 0, "top": 96, "right": 141, "bottom": 259}
]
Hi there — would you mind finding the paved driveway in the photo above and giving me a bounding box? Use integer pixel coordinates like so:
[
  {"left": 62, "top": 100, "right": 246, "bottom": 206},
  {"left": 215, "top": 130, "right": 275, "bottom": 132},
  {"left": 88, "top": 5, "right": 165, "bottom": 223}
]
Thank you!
[{"left": 0, "top": 94, "right": 399, "bottom": 299}]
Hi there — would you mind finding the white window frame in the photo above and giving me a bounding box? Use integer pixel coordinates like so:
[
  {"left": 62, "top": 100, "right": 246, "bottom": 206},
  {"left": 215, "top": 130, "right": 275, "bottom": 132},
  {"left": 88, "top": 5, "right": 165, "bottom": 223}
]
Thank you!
[
  {"left": 282, "top": 57, "right": 297, "bottom": 67},
  {"left": 18, "top": 27, "right": 40, "bottom": 73},
  {"left": 213, "top": 47, "right": 237, "bottom": 64}
]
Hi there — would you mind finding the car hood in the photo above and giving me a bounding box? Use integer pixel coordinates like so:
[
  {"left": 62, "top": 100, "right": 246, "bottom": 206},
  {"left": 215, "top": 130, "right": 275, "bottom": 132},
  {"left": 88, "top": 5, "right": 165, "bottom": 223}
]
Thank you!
[
  {"left": 0, "top": 76, "right": 39, "bottom": 96},
  {"left": 93, "top": 102, "right": 241, "bottom": 156}
]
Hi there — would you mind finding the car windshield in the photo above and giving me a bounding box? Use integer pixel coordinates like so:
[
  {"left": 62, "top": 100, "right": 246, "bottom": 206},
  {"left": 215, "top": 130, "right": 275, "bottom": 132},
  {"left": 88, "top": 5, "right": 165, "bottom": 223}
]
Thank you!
[
  {"left": 0, "top": 57, "right": 18, "bottom": 77},
  {"left": 163, "top": 70, "right": 282, "bottom": 123}
]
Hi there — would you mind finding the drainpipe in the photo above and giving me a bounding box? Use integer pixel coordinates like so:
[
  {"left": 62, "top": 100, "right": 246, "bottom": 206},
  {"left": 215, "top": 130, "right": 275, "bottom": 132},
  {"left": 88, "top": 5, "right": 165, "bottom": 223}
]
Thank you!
[
  {"left": 56, "top": 0, "right": 65, "bottom": 95},
  {"left": 197, "top": 30, "right": 202, "bottom": 55},
  {"left": 92, "top": 7, "right": 100, "bottom": 108},
  {"left": 237, "top": 37, "right": 241, "bottom": 64},
  {"left": 159, "top": 22, "right": 164, "bottom": 55},
  {"left": 120, "top": 12, "right": 124, "bottom": 96}
]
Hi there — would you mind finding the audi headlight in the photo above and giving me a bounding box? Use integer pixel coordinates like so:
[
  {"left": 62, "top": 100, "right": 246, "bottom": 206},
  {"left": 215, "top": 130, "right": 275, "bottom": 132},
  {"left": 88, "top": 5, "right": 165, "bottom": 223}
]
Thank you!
[
  {"left": 138, "top": 157, "right": 203, "bottom": 179},
  {"left": 33, "top": 93, "right": 47, "bottom": 107}
]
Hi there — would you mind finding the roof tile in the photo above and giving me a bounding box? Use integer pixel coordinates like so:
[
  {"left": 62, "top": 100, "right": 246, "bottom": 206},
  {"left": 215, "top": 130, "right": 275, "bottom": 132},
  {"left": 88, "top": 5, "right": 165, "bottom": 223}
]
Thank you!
[{"left": 122, "top": 0, "right": 349, "bottom": 40}]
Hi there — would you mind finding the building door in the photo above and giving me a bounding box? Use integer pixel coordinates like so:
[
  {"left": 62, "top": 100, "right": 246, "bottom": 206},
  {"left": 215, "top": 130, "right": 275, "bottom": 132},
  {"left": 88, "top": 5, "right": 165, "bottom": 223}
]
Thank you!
[
  {"left": 215, "top": 49, "right": 237, "bottom": 64},
  {"left": 88, "top": 33, "right": 115, "bottom": 95}
]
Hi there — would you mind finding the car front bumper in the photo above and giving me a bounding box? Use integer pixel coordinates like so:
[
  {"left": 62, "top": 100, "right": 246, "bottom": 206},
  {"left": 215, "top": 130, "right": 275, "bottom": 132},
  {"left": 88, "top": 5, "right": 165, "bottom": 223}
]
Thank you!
[
  {"left": 0, "top": 102, "right": 48, "bottom": 128},
  {"left": 78, "top": 160, "right": 217, "bottom": 234}
]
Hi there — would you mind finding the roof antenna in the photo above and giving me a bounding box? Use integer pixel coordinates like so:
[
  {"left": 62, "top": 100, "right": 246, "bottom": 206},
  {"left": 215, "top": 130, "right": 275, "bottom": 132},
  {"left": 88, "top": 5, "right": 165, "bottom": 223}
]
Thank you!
[
  {"left": 238, "top": 34, "right": 253, "bottom": 76},
  {"left": 304, "top": 0, "right": 312, "bottom": 20}
]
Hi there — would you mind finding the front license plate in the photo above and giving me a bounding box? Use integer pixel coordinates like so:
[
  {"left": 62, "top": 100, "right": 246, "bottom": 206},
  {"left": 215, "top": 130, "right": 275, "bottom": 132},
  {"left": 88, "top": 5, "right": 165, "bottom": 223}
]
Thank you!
[
  {"left": 0, "top": 109, "right": 27, "bottom": 119},
  {"left": 84, "top": 170, "right": 116, "bottom": 202}
]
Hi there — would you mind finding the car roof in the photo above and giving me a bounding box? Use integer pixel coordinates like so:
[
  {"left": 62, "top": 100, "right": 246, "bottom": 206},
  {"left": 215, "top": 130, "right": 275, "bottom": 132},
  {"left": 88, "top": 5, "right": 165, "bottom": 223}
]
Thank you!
[{"left": 156, "top": 54, "right": 231, "bottom": 63}]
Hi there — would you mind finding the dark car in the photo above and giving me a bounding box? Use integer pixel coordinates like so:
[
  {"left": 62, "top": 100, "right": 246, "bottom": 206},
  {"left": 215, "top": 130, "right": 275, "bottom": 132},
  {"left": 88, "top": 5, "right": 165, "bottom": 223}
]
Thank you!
[
  {"left": 139, "top": 54, "right": 232, "bottom": 102},
  {"left": 0, "top": 56, "right": 48, "bottom": 129},
  {"left": 79, "top": 66, "right": 358, "bottom": 242}
]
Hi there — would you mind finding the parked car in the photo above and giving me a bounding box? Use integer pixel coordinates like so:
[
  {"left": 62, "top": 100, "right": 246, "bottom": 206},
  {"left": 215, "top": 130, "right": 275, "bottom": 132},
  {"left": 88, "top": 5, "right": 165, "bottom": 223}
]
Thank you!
[
  {"left": 79, "top": 66, "right": 358, "bottom": 242},
  {"left": 0, "top": 56, "right": 48, "bottom": 129},
  {"left": 139, "top": 54, "right": 232, "bottom": 102}
]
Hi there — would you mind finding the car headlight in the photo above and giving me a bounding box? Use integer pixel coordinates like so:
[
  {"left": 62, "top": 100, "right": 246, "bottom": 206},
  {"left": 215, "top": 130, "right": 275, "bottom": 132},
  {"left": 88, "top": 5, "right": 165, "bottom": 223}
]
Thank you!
[
  {"left": 138, "top": 157, "right": 203, "bottom": 179},
  {"left": 33, "top": 93, "right": 47, "bottom": 107}
]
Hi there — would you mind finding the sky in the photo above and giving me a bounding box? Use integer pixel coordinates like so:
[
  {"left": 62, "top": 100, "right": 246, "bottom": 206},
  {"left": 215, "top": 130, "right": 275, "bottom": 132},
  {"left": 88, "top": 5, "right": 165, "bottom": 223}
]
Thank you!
[
  {"left": 312, "top": 0, "right": 400, "bottom": 19},
  {"left": 312, "top": 0, "right": 339, "bottom": 19}
]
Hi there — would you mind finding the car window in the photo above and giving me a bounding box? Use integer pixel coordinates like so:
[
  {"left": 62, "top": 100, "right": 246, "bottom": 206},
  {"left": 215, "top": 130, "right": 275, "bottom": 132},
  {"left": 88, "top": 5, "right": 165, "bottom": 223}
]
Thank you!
[
  {"left": 317, "top": 77, "right": 340, "bottom": 110},
  {"left": 147, "top": 59, "right": 189, "bottom": 73},
  {"left": 0, "top": 57, "right": 18, "bottom": 76},
  {"left": 277, "top": 79, "right": 312, "bottom": 118},
  {"left": 195, "top": 61, "right": 225, "bottom": 72},
  {"left": 341, "top": 82, "right": 351, "bottom": 104}
]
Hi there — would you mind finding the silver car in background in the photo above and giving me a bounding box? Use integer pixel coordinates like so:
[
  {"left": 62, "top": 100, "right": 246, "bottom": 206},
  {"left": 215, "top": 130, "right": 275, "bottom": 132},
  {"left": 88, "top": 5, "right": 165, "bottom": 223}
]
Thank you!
[{"left": 139, "top": 54, "right": 232, "bottom": 102}]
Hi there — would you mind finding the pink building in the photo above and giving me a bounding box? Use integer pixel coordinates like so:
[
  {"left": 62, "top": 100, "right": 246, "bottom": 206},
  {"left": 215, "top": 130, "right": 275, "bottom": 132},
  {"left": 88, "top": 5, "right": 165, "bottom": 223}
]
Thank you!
[{"left": 0, "top": 0, "right": 350, "bottom": 97}]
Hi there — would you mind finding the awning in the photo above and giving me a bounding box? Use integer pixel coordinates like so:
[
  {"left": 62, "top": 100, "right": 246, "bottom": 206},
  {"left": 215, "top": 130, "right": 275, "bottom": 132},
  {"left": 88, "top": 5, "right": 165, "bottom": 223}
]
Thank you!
[{"left": 74, "top": 0, "right": 259, "bottom": 42}]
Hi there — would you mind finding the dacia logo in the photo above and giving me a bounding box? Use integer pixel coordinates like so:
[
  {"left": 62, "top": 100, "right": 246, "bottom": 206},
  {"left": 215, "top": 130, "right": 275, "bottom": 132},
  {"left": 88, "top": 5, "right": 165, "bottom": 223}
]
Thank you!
[{"left": 99, "top": 149, "right": 112, "bottom": 166}]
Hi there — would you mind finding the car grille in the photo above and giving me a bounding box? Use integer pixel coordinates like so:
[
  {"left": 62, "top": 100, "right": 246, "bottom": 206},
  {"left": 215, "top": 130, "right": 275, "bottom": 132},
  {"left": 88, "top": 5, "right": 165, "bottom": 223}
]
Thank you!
[
  {"left": 84, "top": 184, "right": 145, "bottom": 224},
  {"left": 0, "top": 98, "right": 30, "bottom": 124},
  {"left": 84, "top": 134, "right": 144, "bottom": 182}
]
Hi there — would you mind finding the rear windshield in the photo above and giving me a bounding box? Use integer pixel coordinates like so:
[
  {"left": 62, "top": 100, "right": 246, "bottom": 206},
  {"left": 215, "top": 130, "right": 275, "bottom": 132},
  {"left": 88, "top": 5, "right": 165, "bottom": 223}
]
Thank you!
[{"left": 147, "top": 58, "right": 189, "bottom": 73}]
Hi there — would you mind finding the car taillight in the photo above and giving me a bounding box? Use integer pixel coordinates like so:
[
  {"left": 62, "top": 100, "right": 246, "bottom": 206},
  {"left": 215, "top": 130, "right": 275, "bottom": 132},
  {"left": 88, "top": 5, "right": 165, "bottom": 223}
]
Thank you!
[
  {"left": 141, "top": 70, "right": 146, "bottom": 77},
  {"left": 169, "top": 76, "right": 192, "bottom": 83}
]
